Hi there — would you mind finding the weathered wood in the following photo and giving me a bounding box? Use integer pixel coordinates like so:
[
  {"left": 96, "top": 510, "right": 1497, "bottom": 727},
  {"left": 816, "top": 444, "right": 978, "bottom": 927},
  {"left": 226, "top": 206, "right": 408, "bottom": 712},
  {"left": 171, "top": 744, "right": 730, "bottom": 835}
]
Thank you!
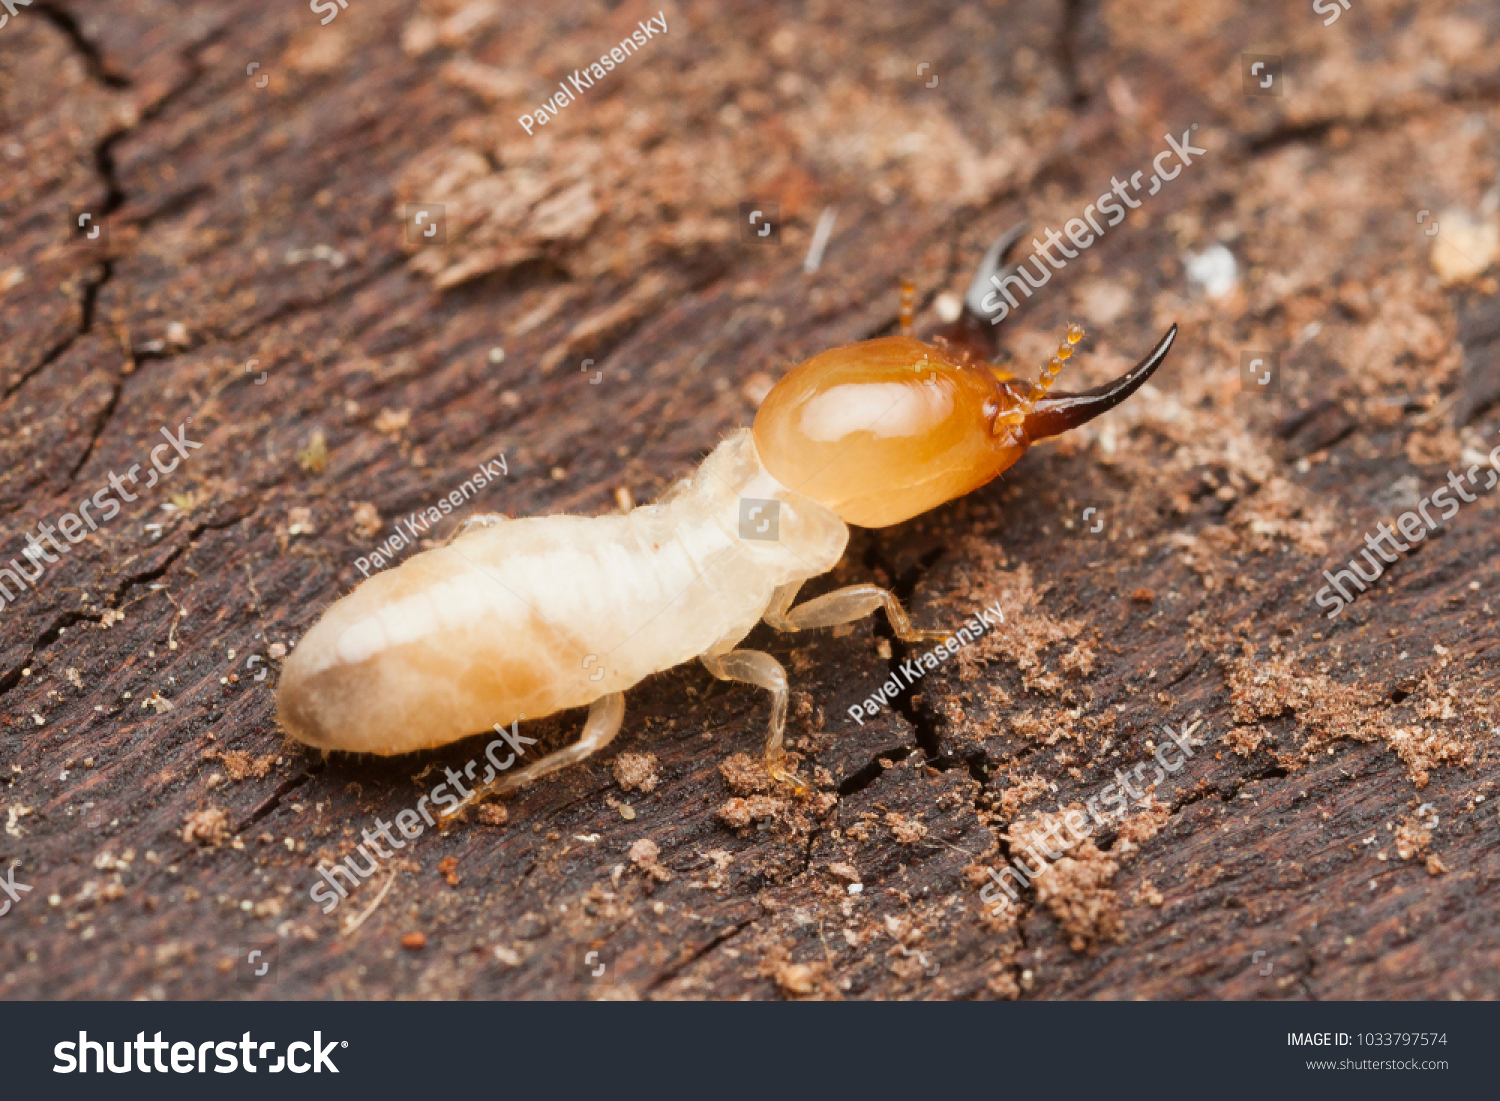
[{"left": 1, "top": 0, "right": 1498, "bottom": 1000}]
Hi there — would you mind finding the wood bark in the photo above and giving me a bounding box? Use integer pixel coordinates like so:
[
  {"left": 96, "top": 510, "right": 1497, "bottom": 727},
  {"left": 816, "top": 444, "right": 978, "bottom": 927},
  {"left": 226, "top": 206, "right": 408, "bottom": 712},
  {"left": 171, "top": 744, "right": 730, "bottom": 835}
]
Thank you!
[{"left": 1, "top": 0, "right": 1498, "bottom": 999}]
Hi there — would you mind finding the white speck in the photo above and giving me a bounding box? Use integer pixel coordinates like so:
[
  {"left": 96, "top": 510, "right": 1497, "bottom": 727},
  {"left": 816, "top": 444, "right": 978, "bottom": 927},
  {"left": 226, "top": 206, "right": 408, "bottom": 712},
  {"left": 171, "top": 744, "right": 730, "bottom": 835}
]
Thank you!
[
  {"left": 283, "top": 244, "right": 347, "bottom": 268},
  {"left": 847, "top": 883, "right": 863, "bottom": 895},
  {"left": 933, "top": 292, "right": 962, "bottom": 323},
  {"left": 1184, "top": 244, "right": 1238, "bottom": 299},
  {"left": 802, "top": 206, "right": 839, "bottom": 274}
]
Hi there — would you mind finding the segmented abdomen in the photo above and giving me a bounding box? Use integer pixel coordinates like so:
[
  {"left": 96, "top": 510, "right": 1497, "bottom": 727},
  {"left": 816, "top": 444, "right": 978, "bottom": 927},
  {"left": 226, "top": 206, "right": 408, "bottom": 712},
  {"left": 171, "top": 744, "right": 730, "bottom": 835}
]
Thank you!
[
  {"left": 278, "top": 506, "right": 764, "bottom": 755},
  {"left": 277, "top": 430, "right": 847, "bottom": 755}
]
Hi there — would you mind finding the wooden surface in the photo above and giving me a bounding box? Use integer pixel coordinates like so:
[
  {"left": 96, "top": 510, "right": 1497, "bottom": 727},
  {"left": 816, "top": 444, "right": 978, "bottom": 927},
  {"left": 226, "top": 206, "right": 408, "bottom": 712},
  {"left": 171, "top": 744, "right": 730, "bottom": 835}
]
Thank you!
[{"left": 2, "top": 0, "right": 1498, "bottom": 1000}]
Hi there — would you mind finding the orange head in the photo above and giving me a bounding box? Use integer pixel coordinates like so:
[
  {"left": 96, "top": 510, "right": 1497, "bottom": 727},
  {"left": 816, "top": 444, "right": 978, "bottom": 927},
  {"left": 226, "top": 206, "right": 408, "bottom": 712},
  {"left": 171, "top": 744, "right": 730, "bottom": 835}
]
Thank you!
[{"left": 753, "top": 322, "right": 1177, "bottom": 528}]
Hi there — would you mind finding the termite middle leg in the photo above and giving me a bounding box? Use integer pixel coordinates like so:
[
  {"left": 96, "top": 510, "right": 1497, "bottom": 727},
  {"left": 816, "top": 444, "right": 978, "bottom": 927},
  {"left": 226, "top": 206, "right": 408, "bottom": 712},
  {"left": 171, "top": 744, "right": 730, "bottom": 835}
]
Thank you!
[
  {"left": 763, "top": 581, "right": 951, "bottom": 644},
  {"left": 446, "top": 692, "right": 625, "bottom": 819},
  {"left": 700, "top": 648, "right": 806, "bottom": 791}
]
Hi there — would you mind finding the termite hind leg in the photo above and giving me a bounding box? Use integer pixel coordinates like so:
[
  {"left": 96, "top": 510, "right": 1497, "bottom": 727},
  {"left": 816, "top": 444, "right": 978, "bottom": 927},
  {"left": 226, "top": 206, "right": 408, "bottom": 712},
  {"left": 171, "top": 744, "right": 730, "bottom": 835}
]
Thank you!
[
  {"left": 444, "top": 693, "right": 626, "bottom": 820},
  {"left": 700, "top": 649, "right": 804, "bottom": 793},
  {"left": 765, "top": 581, "right": 950, "bottom": 645}
]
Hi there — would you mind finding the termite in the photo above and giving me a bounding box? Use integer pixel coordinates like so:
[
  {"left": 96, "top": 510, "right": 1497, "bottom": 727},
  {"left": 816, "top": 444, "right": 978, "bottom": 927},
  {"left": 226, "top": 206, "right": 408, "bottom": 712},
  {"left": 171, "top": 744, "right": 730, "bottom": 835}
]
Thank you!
[{"left": 277, "top": 224, "right": 1177, "bottom": 813}]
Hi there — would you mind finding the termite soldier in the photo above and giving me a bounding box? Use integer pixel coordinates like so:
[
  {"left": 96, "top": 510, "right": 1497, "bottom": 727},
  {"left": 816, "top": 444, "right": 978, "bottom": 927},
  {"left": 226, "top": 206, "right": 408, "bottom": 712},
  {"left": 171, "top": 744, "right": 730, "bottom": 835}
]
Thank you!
[{"left": 278, "top": 226, "right": 1177, "bottom": 811}]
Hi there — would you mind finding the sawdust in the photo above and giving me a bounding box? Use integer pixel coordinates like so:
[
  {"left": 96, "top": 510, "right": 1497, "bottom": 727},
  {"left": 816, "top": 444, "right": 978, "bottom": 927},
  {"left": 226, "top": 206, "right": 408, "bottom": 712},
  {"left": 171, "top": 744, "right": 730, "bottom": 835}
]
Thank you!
[
  {"left": 1113, "top": 799, "right": 1172, "bottom": 849},
  {"left": 1009, "top": 707, "right": 1083, "bottom": 747},
  {"left": 1393, "top": 815, "right": 1431, "bottom": 861},
  {"left": 393, "top": 3, "right": 1026, "bottom": 293},
  {"left": 1219, "top": 725, "right": 1266, "bottom": 758},
  {"left": 718, "top": 752, "right": 775, "bottom": 795},
  {"left": 1058, "top": 640, "right": 1097, "bottom": 678},
  {"left": 1134, "top": 880, "right": 1165, "bottom": 908},
  {"left": 351, "top": 502, "right": 382, "bottom": 538},
  {"left": 999, "top": 810, "right": 1124, "bottom": 954},
  {"left": 759, "top": 946, "right": 834, "bottom": 1000},
  {"left": 954, "top": 560, "right": 1087, "bottom": 681},
  {"left": 628, "top": 838, "right": 672, "bottom": 882},
  {"left": 612, "top": 751, "right": 659, "bottom": 793},
  {"left": 1430, "top": 209, "right": 1500, "bottom": 285},
  {"left": 203, "top": 750, "right": 277, "bottom": 781},
  {"left": 1028, "top": 837, "right": 1123, "bottom": 955},
  {"left": 181, "top": 808, "right": 230, "bottom": 847},
  {"left": 1223, "top": 644, "right": 1475, "bottom": 787},
  {"left": 1226, "top": 476, "right": 1338, "bottom": 557},
  {"left": 884, "top": 811, "right": 928, "bottom": 844},
  {"left": 826, "top": 861, "right": 860, "bottom": 883},
  {"left": 994, "top": 772, "right": 1051, "bottom": 819},
  {"left": 717, "top": 795, "right": 784, "bottom": 830}
]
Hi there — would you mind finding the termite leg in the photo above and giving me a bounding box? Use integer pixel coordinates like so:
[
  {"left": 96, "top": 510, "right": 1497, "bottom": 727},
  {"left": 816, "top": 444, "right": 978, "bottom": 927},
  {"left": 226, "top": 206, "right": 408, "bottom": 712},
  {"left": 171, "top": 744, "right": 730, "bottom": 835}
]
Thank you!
[
  {"left": 699, "top": 648, "right": 803, "bottom": 792},
  {"left": 764, "top": 581, "right": 950, "bottom": 645},
  {"left": 448, "top": 514, "right": 509, "bottom": 544},
  {"left": 444, "top": 692, "right": 626, "bottom": 819}
]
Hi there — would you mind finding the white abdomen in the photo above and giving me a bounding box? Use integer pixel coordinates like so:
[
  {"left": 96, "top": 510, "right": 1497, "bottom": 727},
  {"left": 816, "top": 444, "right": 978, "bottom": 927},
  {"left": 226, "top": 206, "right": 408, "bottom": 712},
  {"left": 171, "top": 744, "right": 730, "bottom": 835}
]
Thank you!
[{"left": 277, "top": 430, "right": 847, "bottom": 755}]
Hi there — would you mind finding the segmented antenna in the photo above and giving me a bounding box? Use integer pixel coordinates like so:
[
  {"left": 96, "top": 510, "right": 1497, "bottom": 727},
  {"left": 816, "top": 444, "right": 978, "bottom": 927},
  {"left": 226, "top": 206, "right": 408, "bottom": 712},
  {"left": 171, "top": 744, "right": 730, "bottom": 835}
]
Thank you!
[
  {"left": 898, "top": 277, "right": 916, "bottom": 337},
  {"left": 992, "top": 323, "right": 1085, "bottom": 432}
]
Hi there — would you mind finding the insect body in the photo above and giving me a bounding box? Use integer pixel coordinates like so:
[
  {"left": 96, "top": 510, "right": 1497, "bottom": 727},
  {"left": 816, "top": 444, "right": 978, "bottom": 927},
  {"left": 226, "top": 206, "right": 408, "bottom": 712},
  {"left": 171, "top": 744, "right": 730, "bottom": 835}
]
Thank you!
[{"left": 278, "top": 226, "right": 1177, "bottom": 812}]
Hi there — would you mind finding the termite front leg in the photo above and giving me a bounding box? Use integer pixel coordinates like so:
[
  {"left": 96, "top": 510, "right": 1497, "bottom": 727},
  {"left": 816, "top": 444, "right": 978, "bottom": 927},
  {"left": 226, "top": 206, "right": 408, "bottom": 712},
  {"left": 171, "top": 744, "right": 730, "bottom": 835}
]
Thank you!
[
  {"left": 764, "top": 581, "right": 951, "bottom": 644},
  {"left": 445, "top": 692, "right": 626, "bottom": 819},
  {"left": 699, "top": 648, "right": 806, "bottom": 792}
]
